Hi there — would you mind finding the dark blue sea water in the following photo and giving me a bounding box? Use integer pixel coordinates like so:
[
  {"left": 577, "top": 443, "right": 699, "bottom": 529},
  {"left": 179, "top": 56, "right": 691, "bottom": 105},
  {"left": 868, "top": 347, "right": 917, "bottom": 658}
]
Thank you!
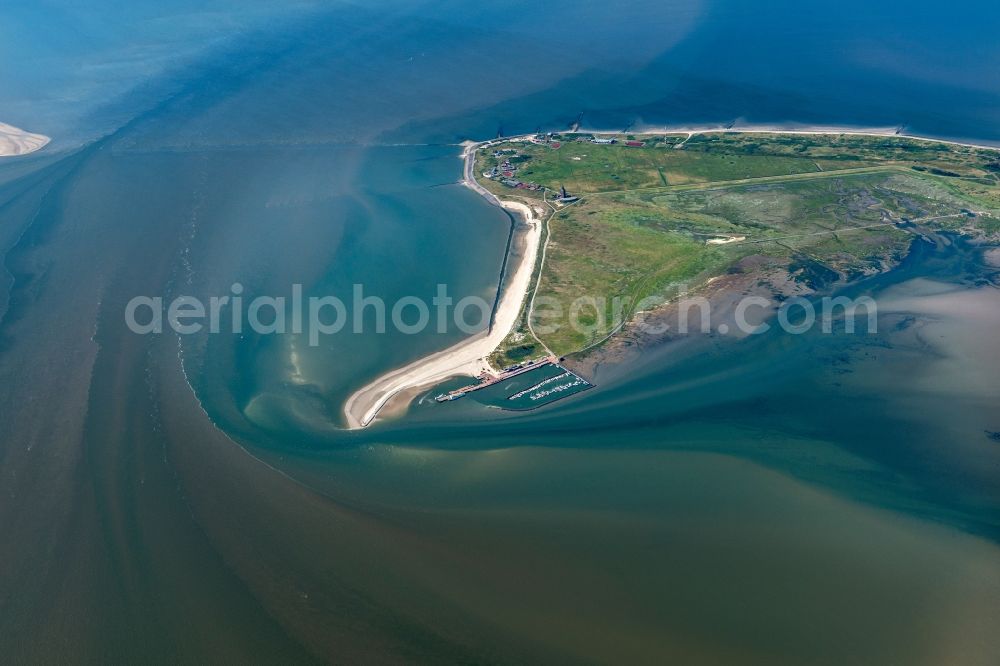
[{"left": 1, "top": 1, "right": 999, "bottom": 662}]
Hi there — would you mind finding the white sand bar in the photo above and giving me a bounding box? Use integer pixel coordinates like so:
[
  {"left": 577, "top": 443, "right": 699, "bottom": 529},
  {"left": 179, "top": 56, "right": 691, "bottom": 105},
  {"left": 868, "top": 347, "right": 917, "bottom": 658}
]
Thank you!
[{"left": 0, "top": 122, "right": 50, "bottom": 157}]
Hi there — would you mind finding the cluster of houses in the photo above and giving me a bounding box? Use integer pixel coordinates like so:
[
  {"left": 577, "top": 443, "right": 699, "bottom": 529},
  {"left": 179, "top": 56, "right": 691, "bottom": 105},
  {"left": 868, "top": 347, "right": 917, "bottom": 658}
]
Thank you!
[
  {"left": 480, "top": 134, "right": 650, "bottom": 203},
  {"left": 531, "top": 132, "right": 645, "bottom": 148},
  {"left": 481, "top": 149, "right": 578, "bottom": 202},
  {"left": 589, "top": 136, "right": 646, "bottom": 147},
  {"left": 531, "top": 133, "right": 562, "bottom": 149},
  {"left": 482, "top": 148, "right": 543, "bottom": 191}
]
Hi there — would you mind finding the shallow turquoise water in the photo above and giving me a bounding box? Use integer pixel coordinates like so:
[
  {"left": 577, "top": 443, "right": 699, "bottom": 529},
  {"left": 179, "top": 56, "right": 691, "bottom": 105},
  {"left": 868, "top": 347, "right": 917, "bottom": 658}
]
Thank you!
[{"left": 1, "top": 0, "right": 999, "bottom": 661}]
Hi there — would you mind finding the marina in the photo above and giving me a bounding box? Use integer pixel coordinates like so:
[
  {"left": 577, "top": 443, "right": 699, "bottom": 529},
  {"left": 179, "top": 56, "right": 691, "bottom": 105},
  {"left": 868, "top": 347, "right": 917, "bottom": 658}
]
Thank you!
[{"left": 435, "top": 356, "right": 594, "bottom": 410}]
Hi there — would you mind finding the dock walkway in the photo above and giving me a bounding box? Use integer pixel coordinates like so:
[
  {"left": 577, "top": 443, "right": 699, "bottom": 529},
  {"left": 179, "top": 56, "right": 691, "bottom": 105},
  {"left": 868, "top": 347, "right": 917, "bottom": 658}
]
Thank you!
[{"left": 435, "top": 356, "right": 558, "bottom": 402}]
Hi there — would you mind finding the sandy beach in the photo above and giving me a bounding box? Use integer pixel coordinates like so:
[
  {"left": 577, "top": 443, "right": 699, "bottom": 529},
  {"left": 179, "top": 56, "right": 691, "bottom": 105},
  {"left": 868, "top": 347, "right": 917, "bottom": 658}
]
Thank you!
[
  {"left": 586, "top": 122, "right": 1000, "bottom": 150},
  {"left": 0, "top": 121, "right": 50, "bottom": 157},
  {"left": 342, "top": 143, "right": 542, "bottom": 428}
]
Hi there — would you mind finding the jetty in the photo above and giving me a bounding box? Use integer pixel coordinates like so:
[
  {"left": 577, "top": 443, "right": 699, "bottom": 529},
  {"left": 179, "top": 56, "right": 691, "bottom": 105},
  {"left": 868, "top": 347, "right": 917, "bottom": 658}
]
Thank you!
[{"left": 435, "top": 356, "right": 558, "bottom": 402}]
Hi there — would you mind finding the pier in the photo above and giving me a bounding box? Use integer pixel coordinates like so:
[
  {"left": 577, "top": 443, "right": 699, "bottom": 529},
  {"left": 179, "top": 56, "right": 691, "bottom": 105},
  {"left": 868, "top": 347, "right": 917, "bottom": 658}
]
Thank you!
[{"left": 435, "top": 356, "right": 558, "bottom": 402}]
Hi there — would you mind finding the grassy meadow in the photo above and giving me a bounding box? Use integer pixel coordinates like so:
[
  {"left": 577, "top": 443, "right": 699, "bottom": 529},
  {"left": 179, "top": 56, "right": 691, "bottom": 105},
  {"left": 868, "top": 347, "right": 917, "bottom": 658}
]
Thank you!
[{"left": 475, "top": 133, "right": 1000, "bottom": 361}]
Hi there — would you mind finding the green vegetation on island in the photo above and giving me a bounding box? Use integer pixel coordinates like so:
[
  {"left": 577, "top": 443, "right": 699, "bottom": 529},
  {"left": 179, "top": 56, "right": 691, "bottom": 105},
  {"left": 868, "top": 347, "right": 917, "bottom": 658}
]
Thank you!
[{"left": 476, "top": 132, "right": 1000, "bottom": 365}]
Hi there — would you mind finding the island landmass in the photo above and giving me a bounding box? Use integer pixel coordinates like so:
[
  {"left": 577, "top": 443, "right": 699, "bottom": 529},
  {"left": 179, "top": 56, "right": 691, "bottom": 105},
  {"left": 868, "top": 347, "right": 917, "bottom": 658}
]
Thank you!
[{"left": 344, "top": 127, "right": 1000, "bottom": 428}]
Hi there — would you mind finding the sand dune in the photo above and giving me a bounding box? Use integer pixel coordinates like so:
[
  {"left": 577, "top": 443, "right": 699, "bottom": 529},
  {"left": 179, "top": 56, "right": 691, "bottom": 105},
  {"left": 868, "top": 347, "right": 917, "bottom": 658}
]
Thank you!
[{"left": 0, "top": 121, "right": 50, "bottom": 157}]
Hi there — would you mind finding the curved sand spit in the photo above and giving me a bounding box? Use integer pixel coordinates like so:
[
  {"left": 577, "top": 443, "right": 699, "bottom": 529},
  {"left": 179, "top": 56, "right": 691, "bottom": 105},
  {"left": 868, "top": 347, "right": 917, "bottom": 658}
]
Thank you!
[
  {"left": 342, "top": 144, "right": 541, "bottom": 428},
  {"left": 0, "top": 122, "right": 50, "bottom": 157}
]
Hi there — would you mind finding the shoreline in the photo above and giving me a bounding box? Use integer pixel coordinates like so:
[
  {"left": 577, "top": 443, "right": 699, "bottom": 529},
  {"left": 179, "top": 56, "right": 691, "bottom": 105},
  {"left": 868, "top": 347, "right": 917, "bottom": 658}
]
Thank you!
[
  {"left": 575, "top": 123, "right": 1000, "bottom": 151},
  {"left": 342, "top": 123, "right": 998, "bottom": 429},
  {"left": 0, "top": 121, "right": 50, "bottom": 157},
  {"left": 341, "top": 142, "right": 543, "bottom": 429}
]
